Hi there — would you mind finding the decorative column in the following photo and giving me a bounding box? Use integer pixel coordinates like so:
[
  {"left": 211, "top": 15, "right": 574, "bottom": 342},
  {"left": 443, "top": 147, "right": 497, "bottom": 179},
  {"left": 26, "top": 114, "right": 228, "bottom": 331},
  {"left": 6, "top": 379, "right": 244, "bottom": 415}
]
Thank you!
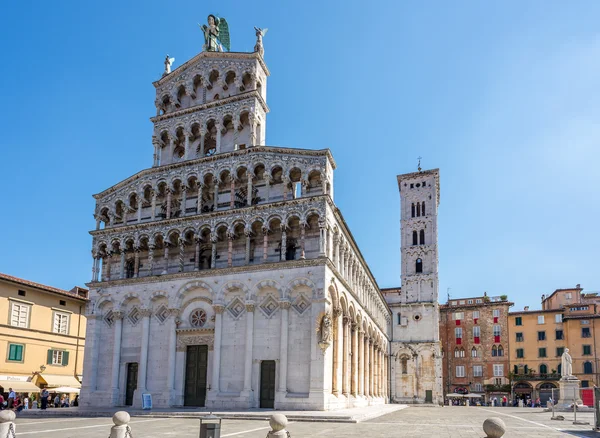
[
  {"left": 227, "top": 233, "right": 233, "bottom": 267},
  {"left": 211, "top": 304, "right": 224, "bottom": 394},
  {"left": 199, "top": 129, "right": 206, "bottom": 157},
  {"left": 264, "top": 176, "right": 271, "bottom": 202},
  {"left": 104, "top": 253, "right": 112, "bottom": 281},
  {"left": 183, "top": 130, "right": 191, "bottom": 160},
  {"left": 180, "top": 186, "right": 187, "bottom": 217},
  {"left": 245, "top": 230, "right": 252, "bottom": 265},
  {"left": 152, "top": 137, "right": 160, "bottom": 166},
  {"left": 242, "top": 302, "right": 255, "bottom": 395},
  {"left": 229, "top": 176, "right": 235, "bottom": 209},
  {"left": 168, "top": 133, "right": 175, "bottom": 161},
  {"left": 211, "top": 234, "right": 217, "bottom": 269},
  {"left": 246, "top": 172, "right": 253, "bottom": 206},
  {"left": 213, "top": 181, "right": 220, "bottom": 211},
  {"left": 332, "top": 308, "right": 341, "bottom": 396},
  {"left": 300, "top": 223, "right": 306, "bottom": 260},
  {"left": 342, "top": 315, "right": 349, "bottom": 396},
  {"left": 162, "top": 243, "right": 170, "bottom": 275},
  {"left": 321, "top": 177, "right": 327, "bottom": 195},
  {"left": 351, "top": 323, "right": 358, "bottom": 396},
  {"left": 300, "top": 180, "right": 306, "bottom": 197},
  {"left": 136, "top": 193, "right": 143, "bottom": 223},
  {"left": 119, "top": 249, "right": 126, "bottom": 279},
  {"left": 166, "top": 188, "right": 172, "bottom": 219},
  {"left": 280, "top": 226, "right": 287, "bottom": 261},
  {"left": 318, "top": 222, "right": 326, "bottom": 257},
  {"left": 147, "top": 245, "right": 154, "bottom": 276},
  {"left": 282, "top": 177, "right": 290, "bottom": 200},
  {"left": 133, "top": 247, "right": 140, "bottom": 278},
  {"left": 138, "top": 309, "right": 152, "bottom": 392},
  {"left": 215, "top": 123, "right": 222, "bottom": 154},
  {"left": 151, "top": 190, "right": 157, "bottom": 220},
  {"left": 249, "top": 114, "right": 256, "bottom": 145},
  {"left": 369, "top": 340, "right": 375, "bottom": 396},
  {"left": 358, "top": 329, "right": 365, "bottom": 396},
  {"left": 366, "top": 338, "right": 371, "bottom": 397},
  {"left": 262, "top": 228, "right": 269, "bottom": 263},
  {"left": 166, "top": 309, "right": 179, "bottom": 404},
  {"left": 91, "top": 254, "right": 97, "bottom": 282},
  {"left": 278, "top": 300, "right": 291, "bottom": 394},
  {"left": 110, "top": 311, "right": 124, "bottom": 405},
  {"left": 194, "top": 236, "right": 201, "bottom": 271},
  {"left": 178, "top": 238, "right": 185, "bottom": 272},
  {"left": 196, "top": 183, "right": 204, "bottom": 214}
]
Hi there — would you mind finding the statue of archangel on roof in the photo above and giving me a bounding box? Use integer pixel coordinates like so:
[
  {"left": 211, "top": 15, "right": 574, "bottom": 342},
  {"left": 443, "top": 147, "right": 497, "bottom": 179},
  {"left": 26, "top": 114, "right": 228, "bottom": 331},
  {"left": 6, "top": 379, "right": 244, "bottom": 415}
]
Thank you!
[{"left": 199, "top": 14, "right": 230, "bottom": 52}]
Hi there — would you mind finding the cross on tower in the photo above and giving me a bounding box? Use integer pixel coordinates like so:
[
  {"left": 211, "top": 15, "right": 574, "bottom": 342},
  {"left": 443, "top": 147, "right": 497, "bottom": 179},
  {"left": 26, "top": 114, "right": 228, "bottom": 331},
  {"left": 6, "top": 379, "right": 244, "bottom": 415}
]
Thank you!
[{"left": 417, "top": 156, "right": 422, "bottom": 172}]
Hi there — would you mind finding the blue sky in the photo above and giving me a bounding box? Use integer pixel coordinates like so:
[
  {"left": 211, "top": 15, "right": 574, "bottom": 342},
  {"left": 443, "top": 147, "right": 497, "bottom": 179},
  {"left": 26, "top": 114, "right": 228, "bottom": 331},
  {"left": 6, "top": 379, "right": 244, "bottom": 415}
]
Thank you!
[{"left": 1, "top": 1, "right": 598, "bottom": 311}]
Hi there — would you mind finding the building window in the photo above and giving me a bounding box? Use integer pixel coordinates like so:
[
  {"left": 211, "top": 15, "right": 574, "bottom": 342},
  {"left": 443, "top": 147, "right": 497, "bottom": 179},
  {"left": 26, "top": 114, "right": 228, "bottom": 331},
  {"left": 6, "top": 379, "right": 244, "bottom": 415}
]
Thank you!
[
  {"left": 53, "top": 312, "right": 70, "bottom": 334},
  {"left": 455, "top": 327, "right": 463, "bottom": 341},
  {"left": 7, "top": 344, "right": 24, "bottom": 362},
  {"left": 422, "top": 201, "right": 426, "bottom": 216},
  {"left": 473, "top": 326, "right": 480, "bottom": 338},
  {"left": 538, "top": 331, "right": 546, "bottom": 341},
  {"left": 473, "top": 365, "right": 483, "bottom": 377},
  {"left": 540, "top": 364, "right": 548, "bottom": 374},
  {"left": 59, "top": 300, "right": 66, "bottom": 306},
  {"left": 555, "top": 314, "right": 563, "bottom": 323},
  {"left": 513, "top": 365, "right": 519, "bottom": 374},
  {"left": 539, "top": 348, "right": 547, "bottom": 358},
  {"left": 473, "top": 310, "right": 480, "bottom": 320},
  {"left": 401, "top": 357, "right": 408, "bottom": 374},
  {"left": 583, "top": 345, "right": 592, "bottom": 356},
  {"left": 497, "top": 345, "right": 504, "bottom": 356},
  {"left": 557, "top": 347, "right": 565, "bottom": 357},
  {"left": 411, "top": 203, "right": 415, "bottom": 217},
  {"left": 397, "top": 312, "right": 402, "bottom": 325},
  {"left": 516, "top": 332, "right": 524, "bottom": 342},
  {"left": 415, "top": 258, "right": 423, "bottom": 273},
  {"left": 493, "top": 325, "right": 501, "bottom": 339},
  {"left": 582, "top": 380, "right": 590, "bottom": 388},
  {"left": 10, "top": 302, "right": 31, "bottom": 328},
  {"left": 566, "top": 292, "right": 572, "bottom": 299},
  {"left": 582, "top": 327, "right": 591, "bottom": 338},
  {"left": 473, "top": 383, "right": 483, "bottom": 392},
  {"left": 467, "top": 299, "right": 473, "bottom": 304},
  {"left": 419, "top": 229, "right": 425, "bottom": 245},
  {"left": 471, "top": 347, "right": 478, "bottom": 357},
  {"left": 493, "top": 364, "right": 504, "bottom": 377},
  {"left": 189, "top": 309, "right": 207, "bottom": 327},
  {"left": 584, "top": 362, "right": 593, "bottom": 374},
  {"left": 476, "top": 299, "right": 482, "bottom": 304},
  {"left": 581, "top": 320, "right": 590, "bottom": 325},
  {"left": 516, "top": 348, "right": 524, "bottom": 358},
  {"left": 515, "top": 316, "right": 522, "bottom": 326},
  {"left": 538, "top": 315, "right": 545, "bottom": 324},
  {"left": 456, "top": 366, "right": 465, "bottom": 378},
  {"left": 412, "top": 231, "right": 418, "bottom": 245},
  {"left": 18, "top": 290, "right": 26, "bottom": 297},
  {"left": 492, "top": 345, "right": 504, "bottom": 357},
  {"left": 47, "top": 349, "right": 69, "bottom": 366},
  {"left": 493, "top": 309, "right": 500, "bottom": 318},
  {"left": 555, "top": 330, "right": 563, "bottom": 340},
  {"left": 454, "top": 312, "right": 464, "bottom": 321}
]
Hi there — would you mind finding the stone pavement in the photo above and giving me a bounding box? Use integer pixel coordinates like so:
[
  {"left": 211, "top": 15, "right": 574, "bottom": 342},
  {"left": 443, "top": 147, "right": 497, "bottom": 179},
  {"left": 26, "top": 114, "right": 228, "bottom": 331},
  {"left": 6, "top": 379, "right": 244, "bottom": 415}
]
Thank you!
[{"left": 12, "top": 406, "right": 600, "bottom": 437}]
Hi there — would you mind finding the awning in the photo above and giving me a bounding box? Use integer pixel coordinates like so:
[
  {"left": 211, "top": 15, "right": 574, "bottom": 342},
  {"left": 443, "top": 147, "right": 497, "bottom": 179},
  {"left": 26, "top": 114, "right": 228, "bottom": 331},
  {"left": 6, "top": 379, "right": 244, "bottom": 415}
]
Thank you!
[
  {"left": 49, "top": 386, "right": 80, "bottom": 394},
  {"left": 464, "top": 394, "right": 483, "bottom": 398},
  {"left": 0, "top": 380, "right": 40, "bottom": 392},
  {"left": 38, "top": 374, "right": 81, "bottom": 389},
  {"left": 445, "top": 394, "right": 464, "bottom": 398}
]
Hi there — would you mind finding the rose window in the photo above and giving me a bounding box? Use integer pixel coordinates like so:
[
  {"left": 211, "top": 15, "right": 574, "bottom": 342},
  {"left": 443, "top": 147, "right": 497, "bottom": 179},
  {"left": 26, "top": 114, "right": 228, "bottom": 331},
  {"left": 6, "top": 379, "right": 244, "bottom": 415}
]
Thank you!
[{"left": 189, "top": 309, "right": 207, "bottom": 327}]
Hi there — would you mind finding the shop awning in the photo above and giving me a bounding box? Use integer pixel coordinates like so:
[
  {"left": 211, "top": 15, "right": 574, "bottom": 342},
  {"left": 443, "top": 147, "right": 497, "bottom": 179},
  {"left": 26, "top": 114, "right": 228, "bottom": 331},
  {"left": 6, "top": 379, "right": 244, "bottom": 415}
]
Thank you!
[
  {"left": 0, "top": 380, "right": 40, "bottom": 392},
  {"left": 38, "top": 374, "right": 81, "bottom": 389},
  {"left": 50, "top": 386, "right": 80, "bottom": 394}
]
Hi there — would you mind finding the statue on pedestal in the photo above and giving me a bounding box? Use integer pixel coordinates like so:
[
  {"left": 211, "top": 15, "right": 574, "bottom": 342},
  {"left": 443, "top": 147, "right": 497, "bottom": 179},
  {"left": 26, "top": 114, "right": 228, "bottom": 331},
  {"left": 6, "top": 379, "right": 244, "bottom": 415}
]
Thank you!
[
  {"left": 199, "top": 15, "right": 230, "bottom": 52},
  {"left": 163, "top": 55, "right": 175, "bottom": 76},
  {"left": 561, "top": 348, "right": 573, "bottom": 379}
]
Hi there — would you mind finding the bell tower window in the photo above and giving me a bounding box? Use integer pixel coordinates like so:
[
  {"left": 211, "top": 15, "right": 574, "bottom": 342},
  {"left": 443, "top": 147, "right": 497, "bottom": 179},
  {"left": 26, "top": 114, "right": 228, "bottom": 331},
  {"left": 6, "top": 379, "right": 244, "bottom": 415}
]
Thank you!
[
  {"left": 419, "top": 229, "right": 425, "bottom": 245},
  {"left": 416, "top": 258, "right": 423, "bottom": 273},
  {"left": 412, "top": 231, "right": 418, "bottom": 245}
]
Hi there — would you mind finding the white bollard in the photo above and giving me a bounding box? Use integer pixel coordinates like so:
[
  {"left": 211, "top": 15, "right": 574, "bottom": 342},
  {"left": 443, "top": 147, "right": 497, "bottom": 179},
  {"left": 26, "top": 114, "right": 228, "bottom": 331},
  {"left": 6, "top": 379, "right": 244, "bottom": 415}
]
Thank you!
[
  {"left": 267, "top": 414, "right": 289, "bottom": 437},
  {"left": 110, "top": 411, "right": 131, "bottom": 438},
  {"left": 0, "top": 411, "right": 17, "bottom": 437}
]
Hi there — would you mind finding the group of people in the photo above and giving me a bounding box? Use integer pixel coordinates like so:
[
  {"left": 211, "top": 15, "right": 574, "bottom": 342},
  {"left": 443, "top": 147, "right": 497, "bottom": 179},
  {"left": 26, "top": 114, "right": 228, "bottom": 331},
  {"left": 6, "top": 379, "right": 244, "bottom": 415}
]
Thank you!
[{"left": 0, "top": 387, "right": 78, "bottom": 412}]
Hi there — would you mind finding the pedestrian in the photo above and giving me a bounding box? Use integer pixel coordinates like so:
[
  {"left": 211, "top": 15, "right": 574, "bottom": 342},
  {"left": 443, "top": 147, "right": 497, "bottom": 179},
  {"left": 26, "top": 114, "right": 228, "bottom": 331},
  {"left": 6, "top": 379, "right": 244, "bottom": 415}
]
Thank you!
[
  {"left": 502, "top": 395, "right": 507, "bottom": 407},
  {"left": 14, "top": 395, "right": 24, "bottom": 413},
  {"left": 41, "top": 389, "right": 49, "bottom": 410},
  {"left": 54, "top": 394, "right": 60, "bottom": 408},
  {"left": 23, "top": 395, "right": 29, "bottom": 410},
  {"left": 73, "top": 395, "right": 79, "bottom": 407},
  {"left": 7, "top": 388, "right": 15, "bottom": 409},
  {"left": 0, "top": 393, "right": 4, "bottom": 410}
]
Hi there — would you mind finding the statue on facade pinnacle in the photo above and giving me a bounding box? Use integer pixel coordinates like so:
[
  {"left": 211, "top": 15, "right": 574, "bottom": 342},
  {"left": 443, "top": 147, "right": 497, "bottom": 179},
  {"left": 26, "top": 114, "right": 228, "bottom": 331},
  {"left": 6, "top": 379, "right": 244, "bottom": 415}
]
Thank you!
[
  {"left": 254, "top": 27, "right": 268, "bottom": 57},
  {"left": 199, "top": 14, "right": 230, "bottom": 52},
  {"left": 163, "top": 55, "right": 175, "bottom": 76}
]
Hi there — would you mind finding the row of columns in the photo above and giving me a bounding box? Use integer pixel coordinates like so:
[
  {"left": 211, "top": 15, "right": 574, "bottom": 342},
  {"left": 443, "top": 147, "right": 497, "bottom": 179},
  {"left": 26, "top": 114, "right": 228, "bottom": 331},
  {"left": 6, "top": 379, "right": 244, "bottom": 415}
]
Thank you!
[{"left": 331, "top": 310, "right": 389, "bottom": 399}]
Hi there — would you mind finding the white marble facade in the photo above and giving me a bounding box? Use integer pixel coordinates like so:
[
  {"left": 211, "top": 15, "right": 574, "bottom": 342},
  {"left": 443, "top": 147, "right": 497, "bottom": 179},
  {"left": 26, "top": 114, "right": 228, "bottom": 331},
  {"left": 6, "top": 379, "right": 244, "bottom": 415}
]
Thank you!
[{"left": 80, "top": 44, "right": 391, "bottom": 410}]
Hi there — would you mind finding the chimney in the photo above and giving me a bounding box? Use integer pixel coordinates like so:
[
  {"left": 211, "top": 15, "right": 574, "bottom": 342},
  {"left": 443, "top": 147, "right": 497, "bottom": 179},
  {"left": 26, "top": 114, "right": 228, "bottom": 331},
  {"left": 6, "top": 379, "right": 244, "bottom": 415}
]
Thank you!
[
  {"left": 524, "top": 306, "right": 529, "bottom": 311},
  {"left": 541, "top": 294, "right": 545, "bottom": 301},
  {"left": 577, "top": 284, "right": 581, "bottom": 289}
]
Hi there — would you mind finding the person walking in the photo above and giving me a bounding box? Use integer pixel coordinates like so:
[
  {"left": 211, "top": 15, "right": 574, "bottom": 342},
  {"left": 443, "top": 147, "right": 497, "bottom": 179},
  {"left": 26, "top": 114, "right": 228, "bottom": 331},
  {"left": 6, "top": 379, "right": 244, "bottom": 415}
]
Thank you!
[
  {"left": 40, "top": 389, "right": 49, "bottom": 410},
  {"left": 23, "top": 395, "right": 29, "bottom": 410},
  {"left": 54, "top": 394, "right": 60, "bottom": 408},
  {"left": 7, "top": 388, "right": 15, "bottom": 409}
]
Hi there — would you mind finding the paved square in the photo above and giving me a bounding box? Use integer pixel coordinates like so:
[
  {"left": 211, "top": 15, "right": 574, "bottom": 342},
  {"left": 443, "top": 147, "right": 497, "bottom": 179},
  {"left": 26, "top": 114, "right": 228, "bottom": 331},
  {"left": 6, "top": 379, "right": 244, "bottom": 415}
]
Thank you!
[{"left": 13, "top": 407, "right": 599, "bottom": 437}]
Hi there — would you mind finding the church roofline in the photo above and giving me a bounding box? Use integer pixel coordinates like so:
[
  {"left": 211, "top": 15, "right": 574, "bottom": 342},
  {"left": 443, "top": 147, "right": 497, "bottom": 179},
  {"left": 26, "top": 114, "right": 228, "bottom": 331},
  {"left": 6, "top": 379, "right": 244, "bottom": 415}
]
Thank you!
[
  {"left": 92, "top": 146, "right": 336, "bottom": 199},
  {"left": 153, "top": 51, "right": 270, "bottom": 88}
]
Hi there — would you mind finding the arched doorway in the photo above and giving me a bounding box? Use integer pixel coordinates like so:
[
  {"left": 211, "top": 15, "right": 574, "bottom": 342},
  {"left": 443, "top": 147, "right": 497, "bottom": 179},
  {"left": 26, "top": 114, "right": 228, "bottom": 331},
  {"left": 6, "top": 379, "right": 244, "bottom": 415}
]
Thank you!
[
  {"left": 538, "top": 382, "right": 557, "bottom": 407},
  {"left": 514, "top": 382, "right": 533, "bottom": 402}
]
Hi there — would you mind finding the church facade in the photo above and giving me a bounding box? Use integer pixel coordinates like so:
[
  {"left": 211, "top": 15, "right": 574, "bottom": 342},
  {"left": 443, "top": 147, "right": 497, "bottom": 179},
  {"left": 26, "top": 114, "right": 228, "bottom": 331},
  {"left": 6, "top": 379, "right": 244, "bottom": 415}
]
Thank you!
[{"left": 80, "top": 28, "right": 394, "bottom": 410}]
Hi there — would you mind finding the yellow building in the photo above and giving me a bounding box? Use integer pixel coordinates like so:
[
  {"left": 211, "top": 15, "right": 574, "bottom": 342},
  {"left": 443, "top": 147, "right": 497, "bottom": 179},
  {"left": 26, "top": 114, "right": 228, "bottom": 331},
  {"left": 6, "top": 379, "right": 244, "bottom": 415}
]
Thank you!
[
  {"left": 0, "top": 273, "right": 87, "bottom": 397},
  {"left": 508, "top": 286, "right": 599, "bottom": 405}
]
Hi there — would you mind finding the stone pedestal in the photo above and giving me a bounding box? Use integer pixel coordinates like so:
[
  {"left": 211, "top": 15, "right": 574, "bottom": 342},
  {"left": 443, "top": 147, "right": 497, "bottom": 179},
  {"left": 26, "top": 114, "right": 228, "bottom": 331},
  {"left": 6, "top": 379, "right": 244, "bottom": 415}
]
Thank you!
[{"left": 556, "top": 377, "right": 583, "bottom": 410}]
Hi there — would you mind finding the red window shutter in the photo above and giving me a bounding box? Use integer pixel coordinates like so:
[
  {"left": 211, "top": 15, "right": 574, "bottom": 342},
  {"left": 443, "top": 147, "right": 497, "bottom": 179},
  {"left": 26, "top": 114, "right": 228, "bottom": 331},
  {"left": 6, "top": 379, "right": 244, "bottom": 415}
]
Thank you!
[
  {"left": 494, "top": 335, "right": 500, "bottom": 343},
  {"left": 494, "top": 317, "right": 498, "bottom": 323},
  {"left": 474, "top": 318, "right": 478, "bottom": 325},
  {"left": 456, "top": 320, "right": 461, "bottom": 326},
  {"left": 456, "top": 338, "right": 462, "bottom": 345},
  {"left": 474, "top": 337, "right": 480, "bottom": 344}
]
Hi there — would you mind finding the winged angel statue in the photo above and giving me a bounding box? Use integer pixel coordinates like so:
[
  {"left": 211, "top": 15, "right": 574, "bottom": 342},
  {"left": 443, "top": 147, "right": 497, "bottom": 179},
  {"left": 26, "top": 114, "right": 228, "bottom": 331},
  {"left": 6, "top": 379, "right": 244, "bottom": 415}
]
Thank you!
[{"left": 200, "top": 14, "right": 230, "bottom": 52}]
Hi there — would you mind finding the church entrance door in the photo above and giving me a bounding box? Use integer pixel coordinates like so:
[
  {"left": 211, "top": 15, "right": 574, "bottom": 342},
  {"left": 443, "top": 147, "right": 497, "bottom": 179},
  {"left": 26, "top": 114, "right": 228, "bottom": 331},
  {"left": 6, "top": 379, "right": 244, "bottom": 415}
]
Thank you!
[
  {"left": 425, "top": 390, "right": 433, "bottom": 403},
  {"left": 125, "top": 363, "right": 138, "bottom": 406},
  {"left": 184, "top": 345, "right": 208, "bottom": 407},
  {"left": 260, "top": 360, "right": 276, "bottom": 408}
]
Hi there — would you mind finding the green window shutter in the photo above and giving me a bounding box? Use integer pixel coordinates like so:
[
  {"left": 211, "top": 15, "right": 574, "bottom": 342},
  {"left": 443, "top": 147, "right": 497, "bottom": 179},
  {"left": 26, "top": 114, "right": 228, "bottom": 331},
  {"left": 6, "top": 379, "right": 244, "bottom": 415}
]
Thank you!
[
  {"left": 14, "top": 345, "right": 23, "bottom": 361},
  {"left": 8, "top": 344, "right": 16, "bottom": 360},
  {"left": 47, "top": 349, "right": 53, "bottom": 364},
  {"left": 62, "top": 351, "right": 69, "bottom": 366}
]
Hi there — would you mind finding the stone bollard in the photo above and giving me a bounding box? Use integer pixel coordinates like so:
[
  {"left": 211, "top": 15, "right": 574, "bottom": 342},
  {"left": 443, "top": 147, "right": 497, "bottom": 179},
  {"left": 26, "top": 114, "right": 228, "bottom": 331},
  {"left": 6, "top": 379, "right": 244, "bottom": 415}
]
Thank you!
[
  {"left": 267, "top": 414, "right": 289, "bottom": 437},
  {"left": 483, "top": 417, "right": 506, "bottom": 438},
  {"left": 110, "top": 411, "right": 132, "bottom": 438},
  {"left": 0, "top": 410, "right": 17, "bottom": 437}
]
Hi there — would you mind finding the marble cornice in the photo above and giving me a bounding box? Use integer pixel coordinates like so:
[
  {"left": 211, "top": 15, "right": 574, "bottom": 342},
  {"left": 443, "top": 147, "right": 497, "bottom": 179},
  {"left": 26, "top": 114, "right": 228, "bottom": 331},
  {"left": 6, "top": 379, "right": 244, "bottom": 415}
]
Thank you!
[
  {"left": 150, "top": 90, "right": 268, "bottom": 123},
  {"left": 90, "top": 195, "right": 328, "bottom": 236},
  {"left": 93, "top": 147, "right": 335, "bottom": 199},
  {"left": 85, "top": 257, "right": 326, "bottom": 289},
  {"left": 153, "top": 51, "right": 270, "bottom": 88}
]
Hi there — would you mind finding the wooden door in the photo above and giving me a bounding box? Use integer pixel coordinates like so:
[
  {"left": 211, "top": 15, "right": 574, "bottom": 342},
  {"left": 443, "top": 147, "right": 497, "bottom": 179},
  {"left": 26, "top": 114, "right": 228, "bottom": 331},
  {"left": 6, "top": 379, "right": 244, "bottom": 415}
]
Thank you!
[
  {"left": 260, "top": 360, "right": 276, "bottom": 408},
  {"left": 184, "top": 345, "right": 208, "bottom": 406},
  {"left": 125, "top": 362, "right": 138, "bottom": 406},
  {"left": 425, "top": 390, "right": 433, "bottom": 403}
]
